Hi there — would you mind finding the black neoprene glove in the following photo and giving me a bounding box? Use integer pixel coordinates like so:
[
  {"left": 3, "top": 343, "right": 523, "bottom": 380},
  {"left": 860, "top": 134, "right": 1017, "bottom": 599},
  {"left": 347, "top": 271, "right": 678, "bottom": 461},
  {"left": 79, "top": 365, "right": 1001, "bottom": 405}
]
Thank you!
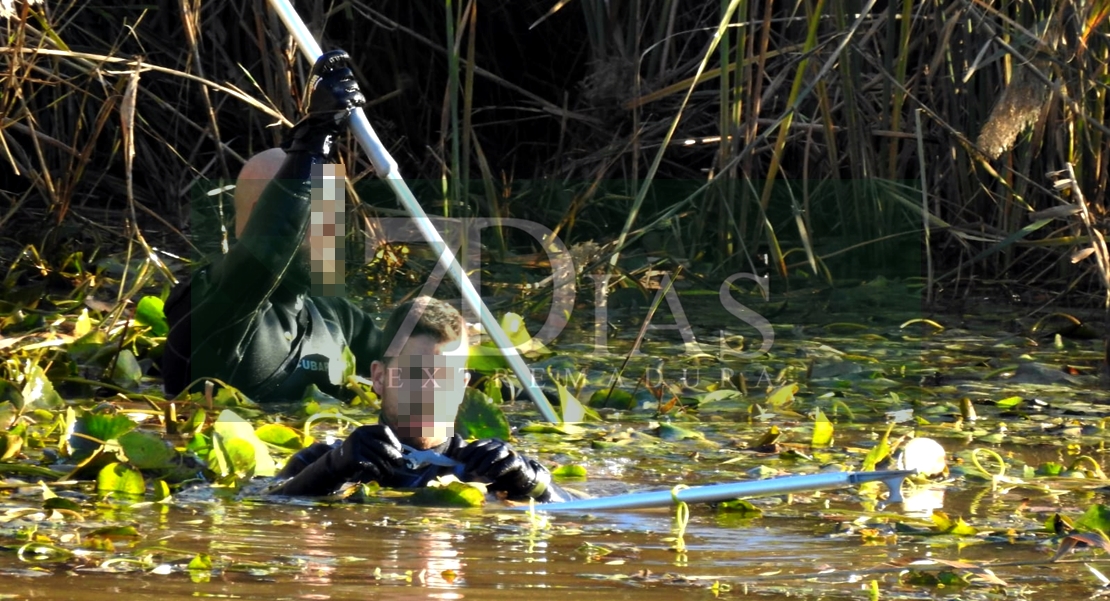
[
  {"left": 456, "top": 439, "right": 554, "bottom": 501},
  {"left": 270, "top": 425, "right": 404, "bottom": 496},
  {"left": 281, "top": 49, "right": 366, "bottom": 157}
]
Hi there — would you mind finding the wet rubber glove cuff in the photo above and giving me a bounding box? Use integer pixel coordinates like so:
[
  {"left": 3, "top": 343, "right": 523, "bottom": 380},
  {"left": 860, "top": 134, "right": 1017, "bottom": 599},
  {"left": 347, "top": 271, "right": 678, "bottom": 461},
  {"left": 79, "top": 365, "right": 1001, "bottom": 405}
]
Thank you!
[{"left": 525, "top": 460, "right": 551, "bottom": 500}]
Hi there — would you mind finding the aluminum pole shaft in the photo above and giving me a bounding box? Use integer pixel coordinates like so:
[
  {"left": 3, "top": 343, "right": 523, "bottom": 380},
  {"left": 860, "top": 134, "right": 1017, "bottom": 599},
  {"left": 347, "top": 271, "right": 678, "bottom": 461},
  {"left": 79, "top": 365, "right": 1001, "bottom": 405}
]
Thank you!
[
  {"left": 266, "top": 0, "right": 559, "bottom": 423},
  {"left": 516, "top": 470, "right": 916, "bottom": 512}
]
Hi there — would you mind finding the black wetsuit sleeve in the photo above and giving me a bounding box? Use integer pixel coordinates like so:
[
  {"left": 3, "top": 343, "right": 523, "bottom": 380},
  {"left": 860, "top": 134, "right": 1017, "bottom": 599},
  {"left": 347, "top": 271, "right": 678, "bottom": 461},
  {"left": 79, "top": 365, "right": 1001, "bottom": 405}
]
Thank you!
[{"left": 163, "top": 150, "right": 327, "bottom": 396}]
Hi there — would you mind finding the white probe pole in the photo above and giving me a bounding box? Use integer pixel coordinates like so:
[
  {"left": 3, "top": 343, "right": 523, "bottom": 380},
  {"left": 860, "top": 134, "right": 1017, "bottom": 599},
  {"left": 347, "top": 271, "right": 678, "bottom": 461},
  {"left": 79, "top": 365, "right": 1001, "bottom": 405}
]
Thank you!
[{"left": 266, "top": 0, "right": 559, "bottom": 423}]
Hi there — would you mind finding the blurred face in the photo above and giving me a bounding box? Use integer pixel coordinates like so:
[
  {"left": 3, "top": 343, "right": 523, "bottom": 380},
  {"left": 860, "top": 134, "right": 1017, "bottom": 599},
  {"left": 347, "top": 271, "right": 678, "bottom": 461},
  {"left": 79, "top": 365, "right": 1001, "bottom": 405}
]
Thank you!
[
  {"left": 371, "top": 333, "right": 470, "bottom": 449},
  {"left": 308, "top": 163, "right": 345, "bottom": 296}
]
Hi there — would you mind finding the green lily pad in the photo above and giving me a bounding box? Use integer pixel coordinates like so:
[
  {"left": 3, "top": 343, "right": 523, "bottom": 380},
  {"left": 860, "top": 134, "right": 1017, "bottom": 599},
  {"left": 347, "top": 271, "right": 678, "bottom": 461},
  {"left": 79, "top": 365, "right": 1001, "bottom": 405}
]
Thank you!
[
  {"left": 43, "top": 496, "right": 82, "bottom": 512},
  {"left": 1076, "top": 504, "right": 1110, "bottom": 533},
  {"left": 212, "top": 409, "right": 275, "bottom": 477},
  {"left": 930, "top": 511, "right": 978, "bottom": 535},
  {"left": 118, "top": 431, "right": 177, "bottom": 470},
  {"left": 69, "top": 412, "right": 137, "bottom": 459},
  {"left": 520, "top": 422, "right": 585, "bottom": 435},
  {"left": 589, "top": 388, "right": 636, "bottom": 410},
  {"left": 188, "top": 553, "right": 213, "bottom": 570},
  {"left": 97, "top": 462, "right": 145, "bottom": 496},
  {"left": 410, "top": 480, "right": 486, "bottom": 507},
  {"left": 456, "top": 388, "right": 511, "bottom": 440},
  {"left": 551, "top": 464, "right": 588, "bottom": 479},
  {"left": 717, "top": 498, "right": 762, "bottom": 517},
  {"left": 20, "top": 365, "right": 62, "bottom": 411},
  {"left": 655, "top": 422, "right": 704, "bottom": 441},
  {"left": 110, "top": 349, "right": 143, "bottom": 389},
  {"left": 255, "top": 423, "right": 305, "bottom": 451},
  {"left": 135, "top": 295, "right": 168, "bottom": 336},
  {"left": 222, "top": 438, "right": 257, "bottom": 478}
]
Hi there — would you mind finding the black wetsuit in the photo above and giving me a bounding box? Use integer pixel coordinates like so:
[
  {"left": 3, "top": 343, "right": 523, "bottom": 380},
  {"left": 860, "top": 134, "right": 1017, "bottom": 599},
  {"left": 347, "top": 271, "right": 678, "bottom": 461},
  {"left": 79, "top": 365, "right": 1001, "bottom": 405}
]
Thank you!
[
  {"left": 162, "top": 150, "right": 381, "bottom": 402},
  {"left": 272, "top": 433, "right": 576, "bottom": 502}
]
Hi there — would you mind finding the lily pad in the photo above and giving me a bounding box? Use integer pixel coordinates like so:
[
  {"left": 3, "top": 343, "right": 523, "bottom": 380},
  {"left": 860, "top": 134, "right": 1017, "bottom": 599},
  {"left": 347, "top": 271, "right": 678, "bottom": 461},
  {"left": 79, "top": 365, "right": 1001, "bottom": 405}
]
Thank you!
[
  {"left": 255, "top": 424, "right": 305, "bottom": 451},
  {"left": 69, "top": 412, "right": 137, "bottom": 459},
  {"left": 135, "top": 295, "right": 169, "bottom": 336},
  {"left": 589, "top": 388, "right": 636, "bottom": 410},
  {"left": 20, "top": 365, "right": 62, "bottom": 411},
  {"left": 656, "top": 422, "right": 705, "bottom": 441},
  {"left": 211, "top": 410, "right": 275, "bottom": 477},
  {"left": 97, "top": 462, "right": 145, "bottom": 496},
  {"left": 111, "top": 349, "right": 143, "bottom": 390},
  {"left": 410, "top": 479, "right": 486, "bottom": 507},
  {"left": 1076, "top": 504, "right": 1110, "bottom": 533},
  {"left": 118, "top": 431, "right": 178, "bottom": 470},
  {"left": 456, "top": 388, "right": 511, "bottom": 440}
]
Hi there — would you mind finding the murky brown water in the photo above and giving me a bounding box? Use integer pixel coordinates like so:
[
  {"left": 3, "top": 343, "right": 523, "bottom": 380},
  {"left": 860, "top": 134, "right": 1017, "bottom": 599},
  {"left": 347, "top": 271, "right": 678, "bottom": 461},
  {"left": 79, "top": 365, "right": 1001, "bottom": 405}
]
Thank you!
[{"left": 3, "top": 295, "right": 1109, "bottom": 600}]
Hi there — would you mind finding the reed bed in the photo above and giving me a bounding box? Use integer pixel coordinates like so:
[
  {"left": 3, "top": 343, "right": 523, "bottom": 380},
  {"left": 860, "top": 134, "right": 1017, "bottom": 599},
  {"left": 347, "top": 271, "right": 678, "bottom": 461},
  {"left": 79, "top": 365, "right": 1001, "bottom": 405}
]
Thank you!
[{"left": 1, "top": 0, "right": 1108, "bottom": 308}]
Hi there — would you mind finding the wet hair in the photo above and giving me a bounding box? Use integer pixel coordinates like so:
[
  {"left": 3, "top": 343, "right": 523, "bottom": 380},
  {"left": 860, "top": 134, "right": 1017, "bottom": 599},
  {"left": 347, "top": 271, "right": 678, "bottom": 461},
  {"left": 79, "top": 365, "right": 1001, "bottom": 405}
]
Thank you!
[{"left": 377, "top": 296, "right": 465, "bottom": 362}]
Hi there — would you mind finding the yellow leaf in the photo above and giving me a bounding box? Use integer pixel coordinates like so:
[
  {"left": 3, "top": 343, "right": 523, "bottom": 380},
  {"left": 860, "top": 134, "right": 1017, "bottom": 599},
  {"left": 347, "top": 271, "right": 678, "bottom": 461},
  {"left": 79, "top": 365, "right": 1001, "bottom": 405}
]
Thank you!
[
  {"left": 766, "top": 384, "right": 798, "bottom": 408},
  {"left": 74, "top": 309, "right": 92, "bottom": 338}
]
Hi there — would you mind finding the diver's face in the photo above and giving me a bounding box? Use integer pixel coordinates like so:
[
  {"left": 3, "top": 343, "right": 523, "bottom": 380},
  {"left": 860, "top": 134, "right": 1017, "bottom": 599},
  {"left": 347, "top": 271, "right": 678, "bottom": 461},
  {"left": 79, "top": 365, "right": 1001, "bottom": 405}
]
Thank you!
[
  {"left": 308, "top": 163, "right": 344, "bottom": 295},
  {"left": 372, "top": 333, "right": 470, "bottom": 449}
]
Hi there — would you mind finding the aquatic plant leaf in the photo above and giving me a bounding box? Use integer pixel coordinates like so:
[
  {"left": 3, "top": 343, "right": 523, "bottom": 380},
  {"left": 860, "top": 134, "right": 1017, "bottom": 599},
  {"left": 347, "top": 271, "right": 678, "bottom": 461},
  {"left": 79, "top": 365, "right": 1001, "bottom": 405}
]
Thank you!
[
  {"left": 154, "top": 480, "right": 171, "bottom": 502},
  {"left": 456, "top": 387, "right": 511, "bottom": 440},
  {"left": 500, "top": 312, "right": 551, "bottom": 356},
  {"left": 111, "top": 349, "right": 143, "bottom": 389},
  {"left": 68, "top": 330, "right": 109, "bottom": 364},
  {"left": 656, "top": 423, "right": 704, "bottom": 441},
  {"left": 996, "top": 396, "right": 1023, "bottom": 408},
  {"left": 410, "top": 479, "right": 486, "bottom": 507},
  {"left": 551, "top": 464, "right": 587, "bottom": 479},
  {"left": 520, "top": 422, "right": 585, "bottom": 435},
  {"left": 0, "top": 433, "right": 23, "bottom": 461},
  {"left": 862, "top": 423, "right": 894, "bottom": 471},
  {"left": 188, "top": 553, "right": 213, "bottom": 570},
  {"left": 221, "top": 438, "right": 257, "bottom": 477},
  {"left": 697, "top": 389, "right": 743, "bottom": 408},
  {"left": 135, "top": 296, "right": 168, "bottom": 336},
  {"left": 212, "top": 410, "right": 275, "bottom": 477},
  {"left": 0, "top": 393, "right": 21, "bottom": 423},
  {"left": 74, "top": 308, "right": 92, "bottom": 338},
  {"left": 557, "top": 381, "right": 598, "bottom": 423},
  {"left": 766, "top": 384, "right": 798, "bottom": 408},
  {"left": 43, "top": 496, "right": 81, "bottom": 512},
  {"left": 69, "top": 412, "right": 137, "bottom": 459},
  {"left": 88, "top": 525, "right": 141, "bottom": 538},
  {"left": 20, "top": 365, "right": 62, "bottom": 411},
  {"left": 750, "top": 425, "right": 781, "bottom": 451},
  {"left": 118, "top": 431, "right": 177, "bottom": 470},
  {"left": 255, "top": 424, "right": 305, "bottom": 451},
  {"left": 1076, "top": 504, "right": 1110, "bottom": 533},
  {"left": 811, "top": 408, "right": 834, "bottom": 447},
  {"left": 97, "top": 462, "right": 145, "bottom": 496},
  {"left": 717, "top": 499, "right": 762, "bottom": 517},
  {"left": 589, "top": 388, "right": 635, "bottom": 410},
  {"left": 930, "top": 511, "right": 978, "bottom": 535}
]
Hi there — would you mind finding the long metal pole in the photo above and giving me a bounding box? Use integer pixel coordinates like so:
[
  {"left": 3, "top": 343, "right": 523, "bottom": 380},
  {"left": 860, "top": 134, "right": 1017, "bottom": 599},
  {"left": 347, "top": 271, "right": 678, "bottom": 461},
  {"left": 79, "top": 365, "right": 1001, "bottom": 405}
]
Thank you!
[
  {"left": 266, "top": 0, "right": 559, "bottom": 423},
  {"left": 515, "top": 470, "right": 916, "bottom": 512}
]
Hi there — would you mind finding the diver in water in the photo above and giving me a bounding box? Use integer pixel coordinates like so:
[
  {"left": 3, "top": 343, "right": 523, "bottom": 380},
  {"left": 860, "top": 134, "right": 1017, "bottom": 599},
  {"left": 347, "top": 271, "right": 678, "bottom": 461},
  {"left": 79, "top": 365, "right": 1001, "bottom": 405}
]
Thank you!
[{"left": 162, "top": 50, "right": 571, "bottom": 502}]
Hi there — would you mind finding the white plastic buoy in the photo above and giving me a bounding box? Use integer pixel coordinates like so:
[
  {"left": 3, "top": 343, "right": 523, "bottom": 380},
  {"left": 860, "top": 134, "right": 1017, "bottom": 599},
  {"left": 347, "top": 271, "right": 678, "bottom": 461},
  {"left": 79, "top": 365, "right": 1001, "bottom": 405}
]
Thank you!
[{"left": 897, "top": 437, "right": 948, "bottom": 477}]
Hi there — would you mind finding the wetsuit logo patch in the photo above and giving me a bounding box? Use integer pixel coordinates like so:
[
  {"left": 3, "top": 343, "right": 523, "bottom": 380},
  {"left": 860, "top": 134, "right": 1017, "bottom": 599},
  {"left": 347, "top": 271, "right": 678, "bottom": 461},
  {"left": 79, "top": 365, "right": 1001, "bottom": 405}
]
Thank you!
[{"left": 300, "top": 357, "right": 330, "bottom": 372}]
